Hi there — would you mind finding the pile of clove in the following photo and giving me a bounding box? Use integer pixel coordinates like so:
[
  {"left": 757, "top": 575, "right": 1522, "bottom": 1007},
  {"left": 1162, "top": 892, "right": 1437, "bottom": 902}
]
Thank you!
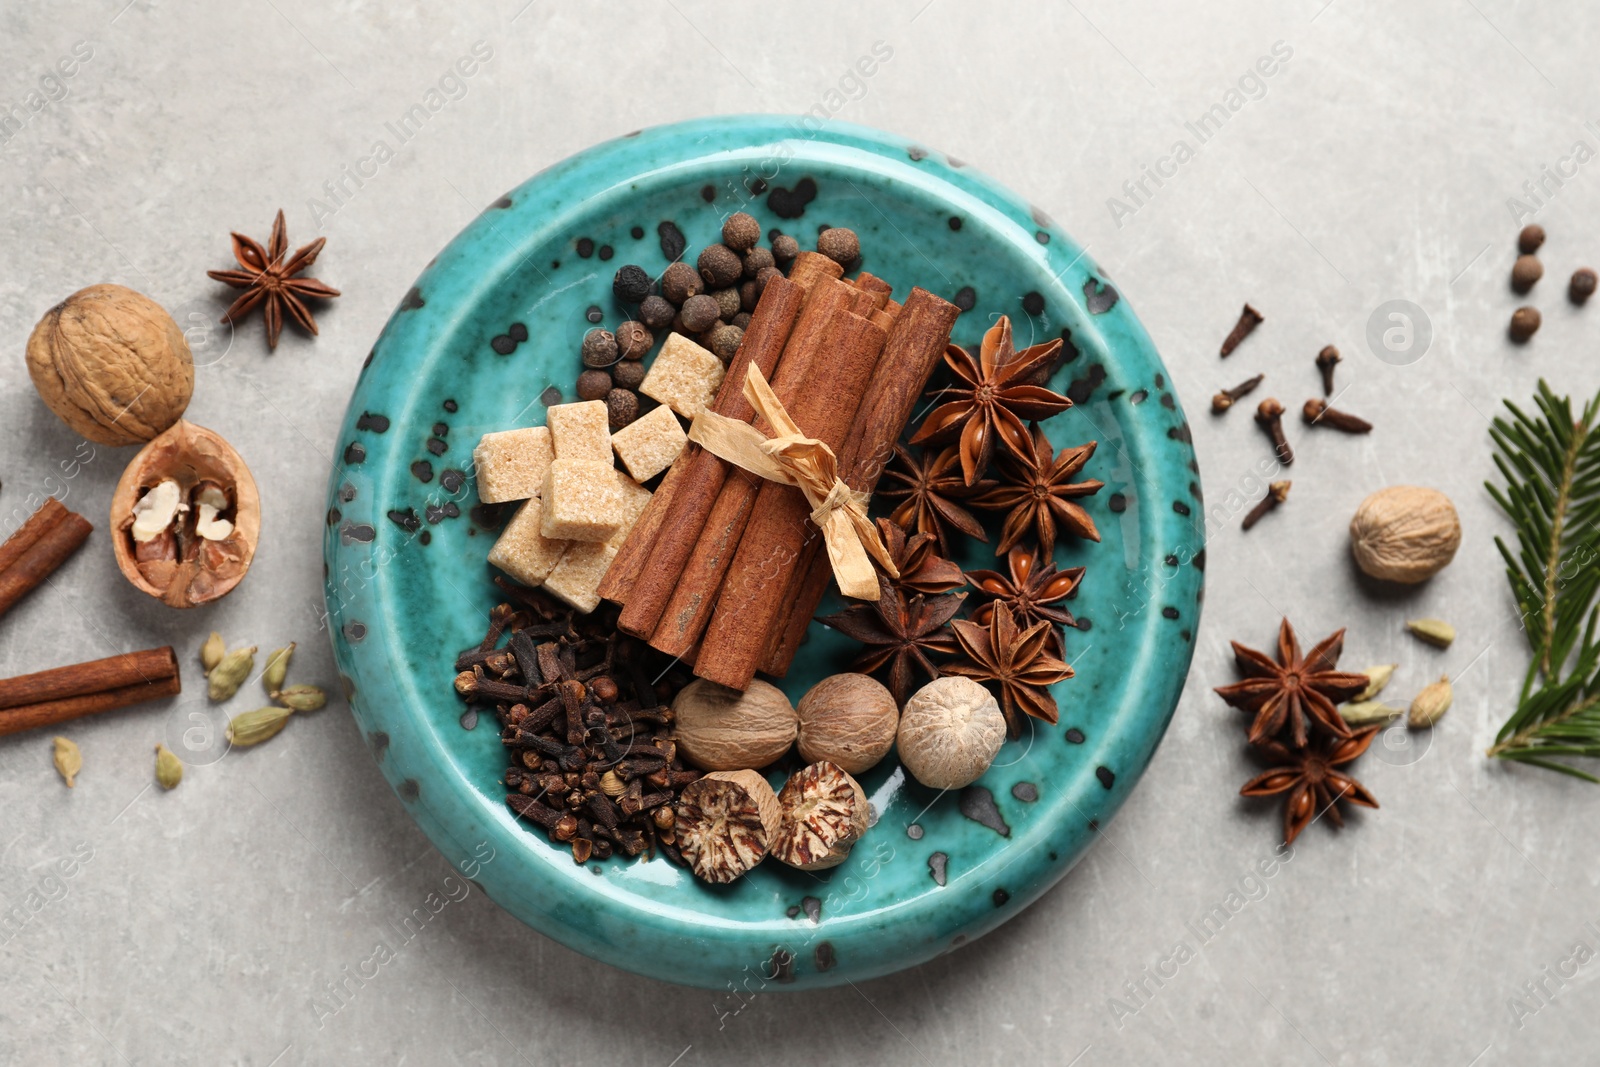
[{"left": 452, "top": 577, "right": 699, "bottom": 866}]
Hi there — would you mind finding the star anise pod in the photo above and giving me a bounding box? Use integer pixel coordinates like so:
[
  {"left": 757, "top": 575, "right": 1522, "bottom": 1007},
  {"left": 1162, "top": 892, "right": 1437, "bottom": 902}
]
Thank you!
[
  {"left": 878, "top": 444, "right": 992, "bottom": 555},
  {"left": 876, "top": 518, "right": 966, "bottom": 595},
  {"left": 818, "top": 579, "right": 964, "bottom": 706},
  {"left": 970, "top": 423, "right": 1103, "bottom": 556},
  {"left": 207, "top": 209, "right": 340, "bottom": 350},
  {"left": 1241, "top": 726, "right": 1380, "bottom": 845},
  {"left": 945, "top": 603, "right": 1073, "bottom": 738},
  {"left": 910, "top": 316, "right": 1073, "bottom": 485},
  {"left": 1214, "top": 619, "right": 1369, "bottom": 748},
  {"left": 967, "top": 547, "right": 1084, "bottom": 653}
]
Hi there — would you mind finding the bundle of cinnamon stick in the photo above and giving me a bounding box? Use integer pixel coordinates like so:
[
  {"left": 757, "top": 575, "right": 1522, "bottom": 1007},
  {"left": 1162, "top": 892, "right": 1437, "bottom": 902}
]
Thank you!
[{"left": 598, "top": 251, "right": 960, "bottom": 692}]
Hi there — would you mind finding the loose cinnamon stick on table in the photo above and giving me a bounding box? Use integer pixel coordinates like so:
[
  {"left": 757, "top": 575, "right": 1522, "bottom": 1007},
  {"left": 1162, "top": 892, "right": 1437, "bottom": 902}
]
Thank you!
[
  {"left": 0, "top": 498, "right": 93, "bottom": 622},
  {"left": 646, "top": 277, "right": 857, "bottom": 656},
  {"left": 761, "top": 287, "right": 962, "bottom": 676},
  {"left": 692, "top": 310, "right": 890, "bottom": 688},
  {"left": 613, "top": 275, "right": 806, "bottom": 634},
  {"left": 0, "top": 646, "right": 181, "bottom": 738}
]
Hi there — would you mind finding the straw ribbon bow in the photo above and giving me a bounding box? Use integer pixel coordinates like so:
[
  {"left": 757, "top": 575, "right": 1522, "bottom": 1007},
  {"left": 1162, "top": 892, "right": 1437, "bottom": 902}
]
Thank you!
[{"left": 687, "top": 363, "right": 898, "bottom": 601}]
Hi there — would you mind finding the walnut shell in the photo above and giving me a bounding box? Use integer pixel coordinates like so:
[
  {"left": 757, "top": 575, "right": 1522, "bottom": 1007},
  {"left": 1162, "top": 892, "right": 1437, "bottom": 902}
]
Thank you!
[
  {"left": 675, "top": 769, "right": 782, "bottom": 883},
  {"left": 26, "top": 285, "right": 193, "bottom": 446},
  {"left": 671, "top": 678, "right": 798, "bottom": 771},
  {"left": 771, "top": 762, "right": 870, "bottom": 871},
  {"left": 110, "top": 421, "right": 260, "bottom": 608},
  {"left": 796, "top": 673, "right": 898, "bottom": 775},
  {"left": 1349, "top": 485, "right": 1460, "bottom": 584},
  {"left": 897, "top": 677, "right": 1006, "bottom": 790}
]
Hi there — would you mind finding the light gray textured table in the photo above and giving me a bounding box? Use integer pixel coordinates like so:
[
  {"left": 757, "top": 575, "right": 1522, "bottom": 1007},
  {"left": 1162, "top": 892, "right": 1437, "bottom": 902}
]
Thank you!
[{"left": 3, "top": 2, "right": 1597, "bottom": 1064}]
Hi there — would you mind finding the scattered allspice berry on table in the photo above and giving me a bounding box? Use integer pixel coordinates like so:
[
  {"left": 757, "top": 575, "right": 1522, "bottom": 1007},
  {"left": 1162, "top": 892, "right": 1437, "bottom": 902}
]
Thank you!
[
  {"left": 1511, "top": 254, "right": 1543, "bottom": 294},
  {"left": 1509, "top": 306, "right": 1541, "bottom": 343},
  {"left": 1571, "top": 267, "right": 1596, "bottom": 306},
  {"left": 1518, "top": 223, "right": 1545, "bottom": 254}
]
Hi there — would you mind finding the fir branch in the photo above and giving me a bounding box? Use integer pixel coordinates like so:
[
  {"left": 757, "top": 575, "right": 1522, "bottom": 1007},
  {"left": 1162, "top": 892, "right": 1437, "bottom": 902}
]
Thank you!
[{"left": 1486, "top": 380, "right": 1600, "bottom": 779}]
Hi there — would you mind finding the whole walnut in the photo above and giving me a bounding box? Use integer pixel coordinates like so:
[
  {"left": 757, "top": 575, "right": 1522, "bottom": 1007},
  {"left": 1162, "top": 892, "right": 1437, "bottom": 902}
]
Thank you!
[
  {"left": 796, "top": 673, "right": 898, "bottom": 774},
  {"left": 26, "top": 285, "right": 194, "bottom": 446},
  {"left": 897, "top": 677, "right": 1006, "bottom": 790},
  {"left": 671, "top": 678, "right": 798, "bottom": 771},
  {"left": 1349, "top": 486, "right": 1460, "bottom": 584}
]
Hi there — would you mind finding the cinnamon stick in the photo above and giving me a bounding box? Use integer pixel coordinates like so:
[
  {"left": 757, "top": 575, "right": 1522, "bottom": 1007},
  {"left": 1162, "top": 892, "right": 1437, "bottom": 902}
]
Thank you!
[
  {"left": 596, "top": 448, "right": 691, "bottom": 606},
  {"left": 614, "top": 275, "right": 806, "bottom": 635},
  {"left": 853, "top": 272, "right": 892, "bottom": 310},
  {"left": 761, "top": 287, "right": 962, "bottom": 676},
  {"left": 0, "top": 646, "right": 182, "bottom": 738},
  {"left": 0, "top": 498, "right": 92, "bottom": 621},
  {"left": 787, "top": 251, "right": 845, "bottom": 294},
  {"left": 646, "top": 277, "right": 857, "bottom": 655},
  {"left": 693, "top": 311, "right": 889, "bottom": 688}
]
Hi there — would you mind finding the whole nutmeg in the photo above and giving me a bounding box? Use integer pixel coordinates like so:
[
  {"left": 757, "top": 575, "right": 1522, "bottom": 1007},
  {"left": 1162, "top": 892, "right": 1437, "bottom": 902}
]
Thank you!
[
  {"left": 897, "top": 677, "right": 1006, "bottom": 790},
  {"left": 796, "top": 673, "right": 898, "bottom": 774},
  {"left": 1349, "top": 485, "right": 1461, "bottom": 584},
  {"left": 26, "top": 284, "right": 194, "bottom": 446},
  {"left": 671, "top": 678, "right": 798, "bottom": 771},
  {"left": 110, "top": 420, "right": 260, "bottom": 608},
  {"left": 770, "top": 762, "right": 869, "bottom": 871}
]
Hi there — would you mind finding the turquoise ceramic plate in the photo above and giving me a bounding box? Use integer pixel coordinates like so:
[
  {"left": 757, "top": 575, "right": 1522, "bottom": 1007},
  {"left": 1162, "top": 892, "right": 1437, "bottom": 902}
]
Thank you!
[{"left": 323, "top": 116, "right": 1203, "bottom": 990}]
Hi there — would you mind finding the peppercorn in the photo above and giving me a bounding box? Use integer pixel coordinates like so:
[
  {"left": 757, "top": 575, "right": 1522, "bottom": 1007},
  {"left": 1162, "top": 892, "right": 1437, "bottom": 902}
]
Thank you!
[
  {"left": 731, "top": 312, "right": 751, "bottom": 330},
  {"left": 1571, "top": 267, "right": 1597, "bottom": 305},
  {"left": 739, "top": 280, "right": 759, "bottom": 312},
  {"left": 577, "top": 369, "right": 612, "bottom": 400},
  {"left": 1518, "top": 224, "right": 1545, "bottom": 254},
  {"left": 615, "top": 320, "right": 653, "bottom": 360},
  {"left": 681, "top": 293, "right": 720, "bottom": 333},
  {"left": 612, "top": 359, "right": 646, "bottom": 390},
  {"left": 638, "top": 294, "right": 675, "bottom": 330},
  {"left": 742, "top": 245, "right": 774, "bottom": 279},
  {"left": 708, "top": 324, "right": 744, "bottom": 363},
  {"left": 722, "top": 212, "right": 761, "bottom": 253},
  {"left": 817, "top": 227, "right": 860, "bottom": 266},
  {"left": 605, "top": 388, "right": 639, "bottom": 431},
  {"left": 1509, "top": 306, "right": 1541, "bottom": 342},
  {"left": 711, "top": 287, "right": 741, "bottom": 322},
  {"left": 1511, "top": 254, "right": 1543, "bottom": 294},
  {"left": 581, "top": 329, "right": 619, "bottom": 368},
  {"left": 612, "top": 264, "right": 652, "bottom": 304},
  {"left": 697, "top": 244, "right": 742, "bottom": 289},
  {"left": 771, "top": 233, "right": 799, "bottom": 265},
  {"left": 661, "top": 262, "right": 703, "bottom": 305}
]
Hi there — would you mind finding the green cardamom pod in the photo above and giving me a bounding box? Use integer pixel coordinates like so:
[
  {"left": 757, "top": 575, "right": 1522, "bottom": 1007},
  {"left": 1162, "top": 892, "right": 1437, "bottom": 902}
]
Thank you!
[
  {"left": 1353, "top": 664, "right": 1398, "bottom": 703},
  {"left": 262, "top": 643, "right": 296, "bottom": 695},
  {"left": 226, "top": 706, "right": 294, "bottom": 747},
  {"left": 208, "top": 645, "right": 257, "bottom": 702},
  {"left": 52, "top": 736, "right": 81, "bottom": 788},
  {"left": 1406, "top": 618, "right": 1456, "bottom": 649},
  {"left": 1408, "top": 675, "right": 1454, "bottom": 729},
  {"left": 201, "top": 631, "right": 226, "bottom": 674},
  {"left": 273, "top": 684, "right": 326, "bottom": 712},
  {"left": 1340, "top": 699, "right": 1401, "bottom": 726},
  {"left": 155, "top": 744, "right": 183, "bottom": 790}
]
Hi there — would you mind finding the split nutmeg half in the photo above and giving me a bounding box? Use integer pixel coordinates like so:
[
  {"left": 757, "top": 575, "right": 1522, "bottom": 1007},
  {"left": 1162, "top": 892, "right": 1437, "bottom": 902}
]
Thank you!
[
  {"left": 110, "top": 420, "right": 260, "bottom": 608},
  {"left": 674, "top": 769, "right": 782, "bottom": 884},
  {"left": 771, "top": 761, "right": 870, "bottom": 871}
]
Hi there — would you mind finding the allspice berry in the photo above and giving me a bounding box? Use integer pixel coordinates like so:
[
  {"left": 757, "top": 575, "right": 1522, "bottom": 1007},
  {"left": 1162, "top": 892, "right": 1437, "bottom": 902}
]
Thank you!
[
  {"left": 612, "top": 360, "right": 645, "bottom": 390},
  {"left": 604, "top": 388, "right": 638, "bottom": 430},
  {"left": 1349, "top": 485, "right": 1460, "bottom": 584},
  {"left": 722, "top": 212, "right": 761, "bottom": 253},
  {"left": 742, "top": 245, "right": 774, "bottom": 279},
  {"left": 797, "top": 673, "right": 898, "bottom": 774},
  {"left": 612, "top": 264, "right": 652, "bottom": 304},
  {"left": 638, "top": 294, "right": 675, "bottom": 329},
  {"left": 1570, "top": 267, "right": 1597, "bottom": 306},
  {"left": 1509, "top": 306, "right": 1541, "bottom": 343},
  {"left": 710, "top": 287, "right": 741, "bottom": 322},
  {"left": 1511, "top": 254, "right": 1543, "bottom": 294},
  {"left": 26, "top": 284, "right": 194, "bottom": 446},
  {"left": 660, "top": 261, "right": 702, "bottom": 305},
  {"left": 580, "top": 328, "right": 619, "bottom": 367},
  {"left": 817, "top": 227, "right": 860, "bottom": 266},
  {"left": 680, "top": 293, "right": 720, "bottom": 333},
  {"left": 576, "top": 369, "right": 612, "bottom": 401},
  {"left": 672, "top": 678, "right": 798, "bottom": 771},
  {"left": 897, "top": 677, "right": 1006, "bottom": 790},
  {"left": 1518, "top": 223, "right": 1545, "bottom": 254},
  {"left": 771, "top": 233, "right": 799, "bottom": 265},
  {"left": 697, "top": 244, "right": 743, "bottom": 289},
  {"left": 707, "top": 324, "right": 744, "bottom": 364},
  {"left": 615, "top": 320, "right": 653, "bottom": 360}
]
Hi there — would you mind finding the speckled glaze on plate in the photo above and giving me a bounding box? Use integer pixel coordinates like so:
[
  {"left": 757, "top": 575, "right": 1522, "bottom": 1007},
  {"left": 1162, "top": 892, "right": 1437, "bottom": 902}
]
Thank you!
[{"left": 323, "top": 116, "right": 1204, "bottom": 991}]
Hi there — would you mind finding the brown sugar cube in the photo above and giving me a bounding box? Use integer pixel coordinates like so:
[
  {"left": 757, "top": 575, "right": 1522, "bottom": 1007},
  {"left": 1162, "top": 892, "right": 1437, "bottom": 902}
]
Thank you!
[
  {"left": 609, "top": 403, "right": 686, "bottom": 482},
  {"left": 608, "top": 470, "right": 654, "bottom": 548},
  {"left": 544, "top": 541, "right": 619, "bottom": 614},
  {"left": 540, "top": 458, "right": 625, "bottom": 542},
  {"left": 472, "top": 426, "right": 554, "bottom": 504},
  {"left": 486, "top": 497, "right": 569, "bottom": 585},
  {"left": 546, "top": 400, "right": 612, "bottom": 464},
  {"left": 639, "top": 333, "right": 725, "bottom": 419}
]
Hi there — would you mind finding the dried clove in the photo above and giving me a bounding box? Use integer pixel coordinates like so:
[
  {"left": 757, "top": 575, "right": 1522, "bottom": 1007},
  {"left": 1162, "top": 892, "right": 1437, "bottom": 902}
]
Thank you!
[
  {"left": 1212, "top": 373, "right": 1265, "bottom": 414},
  {"left": 1302, "top": 398, "right": 1373, "bottom": 434},
  {"left": 1219, "top": 303, "right": 1264, "bottom": 357},
  {"left": 1254, "top": 398, "right": 1294, "bottom": 465},
  {"left": 1315, "top": 345, "right": 1341, "bottom": 396},
  {"left": 1241, "top": 480, "right": 1291, "bottom": 530}
]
